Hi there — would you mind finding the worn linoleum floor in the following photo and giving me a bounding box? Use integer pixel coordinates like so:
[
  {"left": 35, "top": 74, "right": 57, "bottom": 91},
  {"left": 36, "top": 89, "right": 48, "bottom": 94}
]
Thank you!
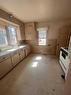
[{"left": 0, "top": 54, "right": 64, "bottom": 95}]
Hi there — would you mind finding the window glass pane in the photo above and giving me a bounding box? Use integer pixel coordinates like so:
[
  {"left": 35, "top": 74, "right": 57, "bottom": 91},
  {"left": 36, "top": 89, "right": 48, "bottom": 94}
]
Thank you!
[
  {"left": 38, "top": 30, "right": 47, "bottom": 45},
  {"left": 0, "top": 27, "right": 8, "bottom": 47},
  {"left": 39, "top": 39, "right": 46, "bottom": 45},
  {"left": 7, "top": 26, "right": 17, "bottom": 45}
]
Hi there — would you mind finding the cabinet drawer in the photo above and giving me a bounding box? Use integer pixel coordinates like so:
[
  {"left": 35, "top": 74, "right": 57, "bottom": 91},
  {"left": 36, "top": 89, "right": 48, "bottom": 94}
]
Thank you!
[{"left": 0, "top": 57, "right": 12, "bottom": 78}]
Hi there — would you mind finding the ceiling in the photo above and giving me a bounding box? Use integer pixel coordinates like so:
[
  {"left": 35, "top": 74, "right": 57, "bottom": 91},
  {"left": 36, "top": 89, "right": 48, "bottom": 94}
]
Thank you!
[{"left": 0, "top": 0, "right": 71, "bottom": 22}]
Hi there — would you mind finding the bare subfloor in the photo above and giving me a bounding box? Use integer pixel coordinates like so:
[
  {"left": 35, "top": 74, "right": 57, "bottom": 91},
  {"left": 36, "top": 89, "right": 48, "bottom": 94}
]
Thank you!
[{"left": 0, "top": 54, "right": 64, "bottom": 95}]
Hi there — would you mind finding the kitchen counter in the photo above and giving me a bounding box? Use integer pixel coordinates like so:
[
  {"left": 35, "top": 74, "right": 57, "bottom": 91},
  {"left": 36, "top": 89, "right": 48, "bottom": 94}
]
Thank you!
[{"left": 0, "top": 45, "right": 27, "bottom": 57}]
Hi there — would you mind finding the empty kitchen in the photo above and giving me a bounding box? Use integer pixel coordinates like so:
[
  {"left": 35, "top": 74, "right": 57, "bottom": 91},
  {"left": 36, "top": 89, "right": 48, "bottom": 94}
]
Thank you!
[{"left": 0, "top": 0, "right": 71, "bottom": 95}]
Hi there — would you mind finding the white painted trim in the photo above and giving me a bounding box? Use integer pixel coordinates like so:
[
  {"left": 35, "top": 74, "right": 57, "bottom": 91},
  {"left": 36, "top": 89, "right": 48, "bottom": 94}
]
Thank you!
[{"left": 37, "top": 27, "right": 48, "bottom": 31}]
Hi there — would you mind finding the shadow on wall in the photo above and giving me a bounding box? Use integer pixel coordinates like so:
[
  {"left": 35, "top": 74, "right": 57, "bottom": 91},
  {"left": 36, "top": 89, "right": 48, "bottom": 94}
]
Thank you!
[{"left": 56, "top": 24, "right": 71, "bottom": 56}]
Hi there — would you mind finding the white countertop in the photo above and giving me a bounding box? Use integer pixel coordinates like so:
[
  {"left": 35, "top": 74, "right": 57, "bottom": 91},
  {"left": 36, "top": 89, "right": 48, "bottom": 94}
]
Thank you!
[{"left": 0, "top": 45, "right": 27, "bottom": 57}]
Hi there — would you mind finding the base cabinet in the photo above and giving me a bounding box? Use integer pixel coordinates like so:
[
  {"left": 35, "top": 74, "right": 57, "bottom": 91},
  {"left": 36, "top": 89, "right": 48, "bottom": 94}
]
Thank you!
[
  {"left": 0, "top": 57, "right": 12, "bottom": 79},
  {"left": 0, "top": 45, "right": 31, "bottom": 79}
]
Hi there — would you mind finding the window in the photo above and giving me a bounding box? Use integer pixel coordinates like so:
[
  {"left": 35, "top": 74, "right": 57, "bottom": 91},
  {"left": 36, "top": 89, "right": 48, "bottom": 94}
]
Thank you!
[
  {"left": 0, "top": 27, "right": 8, "bottom": 47},
  {"left": 0, "top": 25, "right": 17, "bottom": 48},
  {"left": 38, "top": 29, "right": 47, "bottom": 45},
  {"left": 0, "top": 18, "right": 19, "bottom": 48},
  {"left": 7, "top": 26, "right": 17, "bottom": 45}
]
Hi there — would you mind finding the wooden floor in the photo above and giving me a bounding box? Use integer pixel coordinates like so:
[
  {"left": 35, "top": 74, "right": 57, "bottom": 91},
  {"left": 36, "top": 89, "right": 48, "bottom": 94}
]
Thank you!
[{"left": 0, "top": 54, "right": 65, "bottom": 95}]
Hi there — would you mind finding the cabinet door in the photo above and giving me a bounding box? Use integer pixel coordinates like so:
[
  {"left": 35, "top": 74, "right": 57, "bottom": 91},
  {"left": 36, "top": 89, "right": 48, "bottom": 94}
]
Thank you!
[
  {"left": 0, "top": 57, "right": 12, "bottom": 78},
  {"left": 25, "top": 45, "right": 30, "bottom": 56},
  {"left": 25, "top": 23, "right": 37, "bottom": 40},
  {"left": 11, "top": 52, "right": 20, "bottom": 67},
  {"left": 19, "top": 49, "right": 25, "bottom": 61}
]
